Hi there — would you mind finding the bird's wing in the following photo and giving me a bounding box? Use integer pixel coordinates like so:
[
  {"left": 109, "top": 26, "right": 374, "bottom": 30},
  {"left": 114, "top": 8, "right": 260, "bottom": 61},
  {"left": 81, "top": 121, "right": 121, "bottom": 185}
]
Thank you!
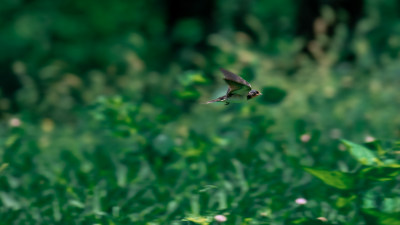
[
  {"left": 220, "top": 68, "right": 251, "bottom": 95},
  {"left": 205, "top": 95, "right": 227, "bottom": 104}
]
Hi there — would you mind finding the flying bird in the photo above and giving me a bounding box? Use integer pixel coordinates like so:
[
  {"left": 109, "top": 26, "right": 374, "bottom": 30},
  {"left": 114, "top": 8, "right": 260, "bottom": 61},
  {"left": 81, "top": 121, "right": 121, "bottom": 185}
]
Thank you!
[{"left": 206, "top": 68, "right": 262, "bottom": 105}]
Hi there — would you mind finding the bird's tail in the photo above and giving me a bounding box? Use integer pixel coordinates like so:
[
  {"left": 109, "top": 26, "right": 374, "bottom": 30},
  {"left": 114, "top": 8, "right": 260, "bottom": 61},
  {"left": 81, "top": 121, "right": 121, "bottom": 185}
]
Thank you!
[{"left": 204, "top": 96, "right": 227, "bottom": 104}]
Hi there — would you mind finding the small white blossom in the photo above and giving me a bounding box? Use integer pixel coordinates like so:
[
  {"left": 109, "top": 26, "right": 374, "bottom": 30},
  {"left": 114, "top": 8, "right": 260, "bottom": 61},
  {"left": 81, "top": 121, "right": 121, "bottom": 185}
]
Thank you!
[
  {"left": 300, "top": 134, "right": 311, "bottom": 143},
  {"left": 214, "top": 215, "right": 227, "bottom": 222},
  {"left": 365, "top": 135, "right": 375, "bottom": 142},
  {"left": 295, "top": 198, "right": 307, "bottom": 205},
  {"left": 9, "top": 118, "right": 21, "bottom": 127}
]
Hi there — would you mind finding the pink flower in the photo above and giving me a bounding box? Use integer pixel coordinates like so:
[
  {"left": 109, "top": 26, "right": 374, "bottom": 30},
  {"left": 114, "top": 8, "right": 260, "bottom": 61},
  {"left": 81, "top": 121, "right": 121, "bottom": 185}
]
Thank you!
[
  {"left": 295, "top": 198, "right": 307, "bottom": 205},
  {"left": 300, "top": 134, "right": 311, "bottom": 143},
  {"left": 364, "top": 135, "right": 375, "bottom": 142},
  {"left": 214, "top": 215, "right": 227, "bottom": 222},
  {"left": 9, "top": 118, "right": 21, "bottom": 127},
  {"left": 317, "top": 217, "right": 328, "bottom": 222}
]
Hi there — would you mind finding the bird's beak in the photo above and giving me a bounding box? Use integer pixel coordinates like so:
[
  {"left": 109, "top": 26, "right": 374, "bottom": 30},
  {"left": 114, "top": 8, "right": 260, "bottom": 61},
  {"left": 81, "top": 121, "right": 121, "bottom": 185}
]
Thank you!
[{"left": 258, "top": 93, "right": 262, "bottom": 96}]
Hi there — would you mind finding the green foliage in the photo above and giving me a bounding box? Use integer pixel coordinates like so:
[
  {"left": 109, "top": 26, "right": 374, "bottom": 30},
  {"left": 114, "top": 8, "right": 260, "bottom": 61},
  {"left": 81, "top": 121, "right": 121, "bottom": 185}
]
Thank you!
[
  {"left": 1, "top": 0, "right": 400, "bottom": 224},
  {"left": 362, "top": 209, "right": 400, "bottom": 225},
  {"left": 341, "top": 139, "right": 381, "bottom": 166},
  {"left": 305, "top": 140, "right": 400, "bottom": 224},
  {"left": 303, "top": 168, "right": 355, "bottom": 190},
  {"left": 91, "top": 96, "right": 139, "bottom": 137}
]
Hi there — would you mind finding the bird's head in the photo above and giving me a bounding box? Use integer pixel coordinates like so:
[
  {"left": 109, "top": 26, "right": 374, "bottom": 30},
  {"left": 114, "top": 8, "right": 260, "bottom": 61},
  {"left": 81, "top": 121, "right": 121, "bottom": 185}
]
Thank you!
[{"left": 247, "top": 90, "right": 262, "bottom": 100}]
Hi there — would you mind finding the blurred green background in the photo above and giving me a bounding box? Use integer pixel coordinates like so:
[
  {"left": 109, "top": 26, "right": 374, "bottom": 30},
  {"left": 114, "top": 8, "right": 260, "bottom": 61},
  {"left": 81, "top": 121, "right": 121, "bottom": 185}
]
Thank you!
[{"left": 1, "top": 0, "right": 400, "bottom": 224}]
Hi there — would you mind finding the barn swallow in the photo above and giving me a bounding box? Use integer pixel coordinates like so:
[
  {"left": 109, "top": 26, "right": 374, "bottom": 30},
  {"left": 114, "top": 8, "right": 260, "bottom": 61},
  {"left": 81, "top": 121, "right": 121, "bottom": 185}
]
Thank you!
[{"left": 206, "top": 68, "right": 262, "bottom": 105}]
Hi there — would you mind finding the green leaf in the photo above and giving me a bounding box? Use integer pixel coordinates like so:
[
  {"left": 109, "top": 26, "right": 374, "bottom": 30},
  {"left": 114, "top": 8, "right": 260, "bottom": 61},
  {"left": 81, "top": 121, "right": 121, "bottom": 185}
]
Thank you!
[
  {"left": 336, "top": 195, "right": 357, "bottom": 208},
  {"left": 341, "top": 139, "right": 381, "bottom": 166},
  {"left": 382, "top": 160, "right": 400, "bottom": 168},
  {"left": 166, "top": 200, "right": 179, "bottom": 215},
  {"left": 173, "top": 89, "right": 201, "bottom": 100},
  {"left": 361, "top": 167, "right": 400, "bottom": 181},
  {"left": 363, "top": 209, "right": 400, "bottom": 225},
  {"left": 182, "top": 216, "right": 211, "bottom": 225},
  {"left": 5, "top": 135, "right": 20, "bottom": 148},
  {"left": 68, "top": 200, "right": 85, "bottom": 208},
  {"left": 153, "top": 134, "right": 174, "bottom": 155},
  {"left": 0, "top": 163, "right": 8, "bottom": 174},
  {"left": 0, "top": 192, "right": 21, "bottom": 210},
  {"left": 178, "top": 71, "right": 208, "bottom": 86},
  {"left": 304, "top": 167, "right": 355, "bottom": 190},
  {"left": 291, "top": 218, "right": 333, "bottom": 225},
  {"left": 190, "top": 195, "right": 200, "bottom": 216},
  {"left": 382, "top": 197, "right": 400, "bottom": 213}
]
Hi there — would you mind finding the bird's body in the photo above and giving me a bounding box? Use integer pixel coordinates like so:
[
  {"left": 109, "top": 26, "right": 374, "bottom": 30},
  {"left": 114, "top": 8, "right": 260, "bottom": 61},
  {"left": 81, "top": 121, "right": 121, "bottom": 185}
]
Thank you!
[{"left": 206, "top": 68, "right": 262, "bottom": 105}]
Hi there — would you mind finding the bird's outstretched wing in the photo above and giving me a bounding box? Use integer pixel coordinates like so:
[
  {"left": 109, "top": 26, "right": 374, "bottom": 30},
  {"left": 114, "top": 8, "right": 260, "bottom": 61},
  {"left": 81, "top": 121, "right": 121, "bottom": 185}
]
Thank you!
[
  {"left": 205, "top": 95, "right": 227, "bottom": 104},
  {"left": 220, "top": 68, "right": 251, "bottom": 95}
]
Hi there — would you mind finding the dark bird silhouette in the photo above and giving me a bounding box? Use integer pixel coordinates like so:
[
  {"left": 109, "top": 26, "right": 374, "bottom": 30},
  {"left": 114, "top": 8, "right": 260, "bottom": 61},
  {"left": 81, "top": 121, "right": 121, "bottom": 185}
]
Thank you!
[{"left": 206, "top": 68, "right": 262, "bottom": 105}]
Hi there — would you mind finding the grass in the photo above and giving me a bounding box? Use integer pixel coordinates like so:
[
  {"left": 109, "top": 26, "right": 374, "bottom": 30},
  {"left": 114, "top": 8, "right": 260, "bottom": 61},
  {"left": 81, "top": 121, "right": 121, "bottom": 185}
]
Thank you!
[{"left": 1, "top": 59, "right": 399, "bottom": 224}]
